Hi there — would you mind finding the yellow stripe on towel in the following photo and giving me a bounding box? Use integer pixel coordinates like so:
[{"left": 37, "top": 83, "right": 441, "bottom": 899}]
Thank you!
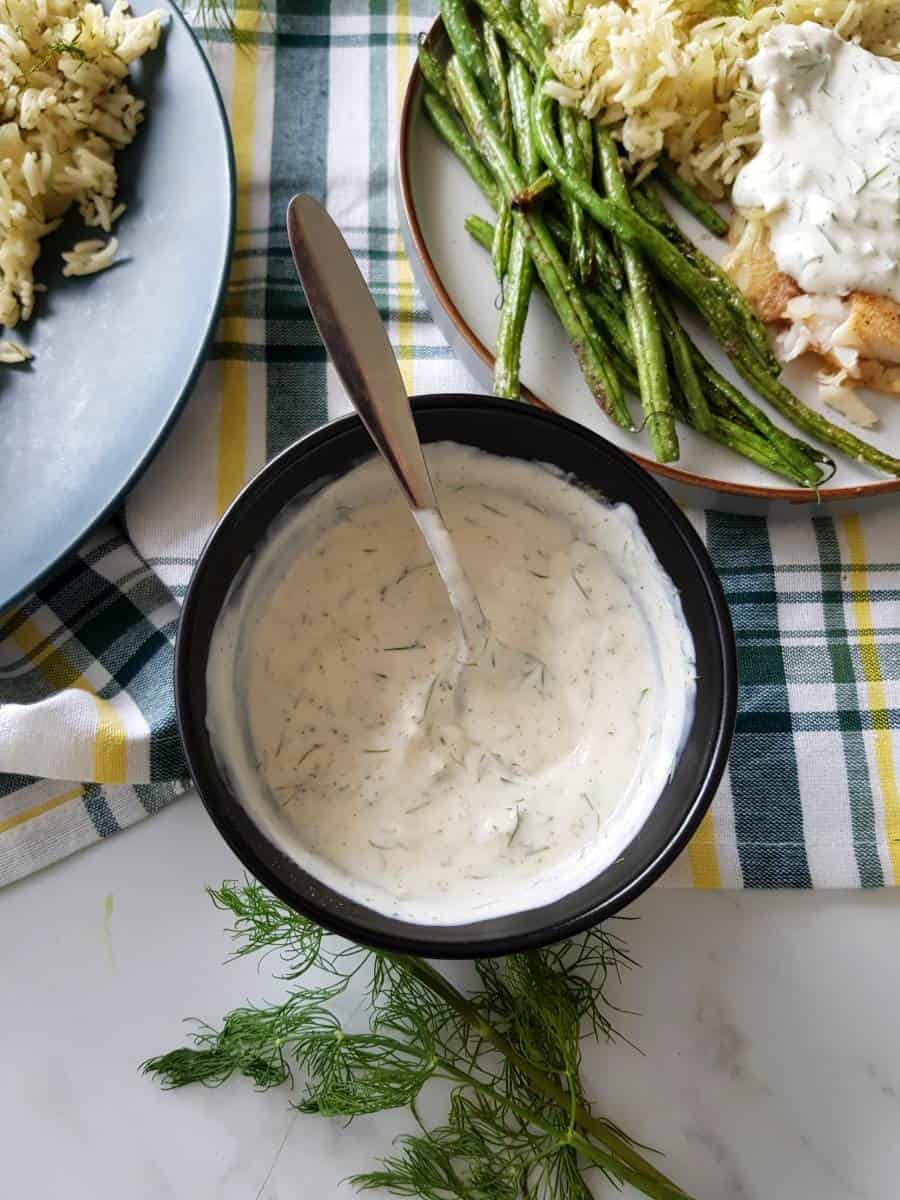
[
  {"left": 0, "top": 786, "right": 84, "bottom": 835},
  {"left": 91, "top": 695, "right": 128, "bottom": 782},
  {"left": 394, "top": 0, "right": 415, "bottom": 395},
  {"left": 688, "top": 807, "right": 721, "bottom": 888},
  {"left": 216, "top": 2, "right": 263, "bottom": 516},
  {"left": 11, "top": 615, "right": 128, "bottom": 784},
  {"left": 8, "top": 610, "right": 80, "bottom": 689},
  {"left": 843, "top": 514, "right": 900, "bottom": 883}
]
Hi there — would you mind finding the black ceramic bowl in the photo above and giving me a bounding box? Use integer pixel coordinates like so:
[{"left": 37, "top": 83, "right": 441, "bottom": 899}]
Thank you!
[{"left": 176, "top": 395, "right": 736, "bottom": 958}]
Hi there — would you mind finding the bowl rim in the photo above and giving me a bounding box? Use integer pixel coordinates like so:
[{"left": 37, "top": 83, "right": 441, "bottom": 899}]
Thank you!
[
  {"left": 176, "top": 395, "right": 738, "bottom": 958},
  {"left": 397, "top": 13, "right": 900, "bottom": 508}
]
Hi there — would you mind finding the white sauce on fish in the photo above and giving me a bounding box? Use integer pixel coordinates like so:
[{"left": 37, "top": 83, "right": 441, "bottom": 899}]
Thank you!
[
  {"left": 206, "top": 444, "right": 695, "bottom": 925},
  {"left": 733, "top": 22, "right": 900, "bottom": 301}
]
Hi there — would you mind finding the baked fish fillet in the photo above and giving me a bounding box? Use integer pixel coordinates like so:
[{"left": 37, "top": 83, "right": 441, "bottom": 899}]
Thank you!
[{"left": 722, "top": 218, "right": 900, "bottom": 424}]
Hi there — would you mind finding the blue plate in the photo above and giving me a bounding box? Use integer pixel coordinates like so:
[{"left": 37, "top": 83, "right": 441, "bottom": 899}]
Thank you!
[{"left": 0, "top": 1, "right": 235, "bottom": 610}]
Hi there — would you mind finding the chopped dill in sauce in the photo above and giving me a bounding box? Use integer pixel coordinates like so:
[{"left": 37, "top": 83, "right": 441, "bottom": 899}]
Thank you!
[
  {"left": 733, "top": 23, "right": 900, "bottom": 302},
  {"left": 205, "top": 444, "right": 696, "bottom": 925}
]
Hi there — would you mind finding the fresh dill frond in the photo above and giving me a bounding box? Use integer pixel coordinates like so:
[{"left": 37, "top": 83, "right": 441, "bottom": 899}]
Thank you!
[
  {"left": 143, "top": 880, "right": 694, "bottom": 1200},
  {"left": 191, "top": 0, "right": 267, "bottom": 48},
  {"left": 208, "top": 878, "right": 332, "bottom": 980},
  {"left": 26, "top": 18, "right": 88, "bottom": 78},
  {"left": 714, "top": 0, "right": 755, "bottom": 17},
  {"left": 45, "top": 37, "right": 86, "bottom": 60},
  {"left": 293, "top": 1019, "right": 435, "bottom": 1117},
  {"left": 142, "top": 995, "right": 318, "bottom": 1090},
  {"left": 352, "top": 1117, "right": 524, "bottom": 1200}
]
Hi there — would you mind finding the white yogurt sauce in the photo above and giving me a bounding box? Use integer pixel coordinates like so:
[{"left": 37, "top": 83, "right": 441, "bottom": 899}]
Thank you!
[
  {"left": 733, "top": 22, "right": 900, "bottom": 300},
  {"left": 206, "top": 444, "right": 696, "bottom": 925}
]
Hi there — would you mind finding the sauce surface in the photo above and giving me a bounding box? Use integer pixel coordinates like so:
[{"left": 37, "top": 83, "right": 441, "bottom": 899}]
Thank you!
[
  {"left": 733, "top": 22, "right": 900, "bottom": 301},
  {"left": 207, "top": 444, "right": 695, "bottom": 925}
]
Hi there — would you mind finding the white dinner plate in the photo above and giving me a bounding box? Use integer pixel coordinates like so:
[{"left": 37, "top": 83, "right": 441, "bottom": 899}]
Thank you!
[{"left": 398, "top": 16, "right": 900, "bottom": 512}]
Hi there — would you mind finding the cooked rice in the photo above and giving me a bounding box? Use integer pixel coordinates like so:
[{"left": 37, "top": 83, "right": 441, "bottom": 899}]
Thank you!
[
  {"left": 61, "top": 233, "right": 118, "bottom": 275},
  {"left": 539, "top": 0, "right": 900, "bottom": 197},
  {"left": 0, "top": 0, "right": 164, "bottom": 328},
  {"left": 0, "top": 335, "right": 30, "bottom": 360}
]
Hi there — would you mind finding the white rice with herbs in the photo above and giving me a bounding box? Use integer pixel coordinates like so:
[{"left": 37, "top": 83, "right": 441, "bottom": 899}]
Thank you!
[
  {"left": 0, "top": 0, "right": 164, "bottom": 329},
  {"left": 538, "top": 0, "right": 900, "bottom": 197}
]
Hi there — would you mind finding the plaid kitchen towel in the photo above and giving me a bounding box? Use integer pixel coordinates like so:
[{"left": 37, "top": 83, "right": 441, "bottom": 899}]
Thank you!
[{"left": 1, "top": 0, "right": 897, "bottom": 890}]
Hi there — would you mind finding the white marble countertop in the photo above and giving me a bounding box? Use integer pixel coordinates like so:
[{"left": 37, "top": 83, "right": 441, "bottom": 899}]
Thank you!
[{"left": 3, "top": 792, "right": 899, "bottom": 1199}]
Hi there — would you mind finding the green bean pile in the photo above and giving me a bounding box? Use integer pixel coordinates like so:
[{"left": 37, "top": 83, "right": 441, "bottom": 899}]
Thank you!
[{"left": 418, "top": 0, "right": 900, "bottom": 486}]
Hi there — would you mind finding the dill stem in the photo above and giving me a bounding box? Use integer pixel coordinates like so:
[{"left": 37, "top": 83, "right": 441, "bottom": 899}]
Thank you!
[
  {"left": 437, "top": 1061, "right": 690, "bottom": 1200},
  {"left": 395, "top": 956, "right": 690, "bottom": 1198}
]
